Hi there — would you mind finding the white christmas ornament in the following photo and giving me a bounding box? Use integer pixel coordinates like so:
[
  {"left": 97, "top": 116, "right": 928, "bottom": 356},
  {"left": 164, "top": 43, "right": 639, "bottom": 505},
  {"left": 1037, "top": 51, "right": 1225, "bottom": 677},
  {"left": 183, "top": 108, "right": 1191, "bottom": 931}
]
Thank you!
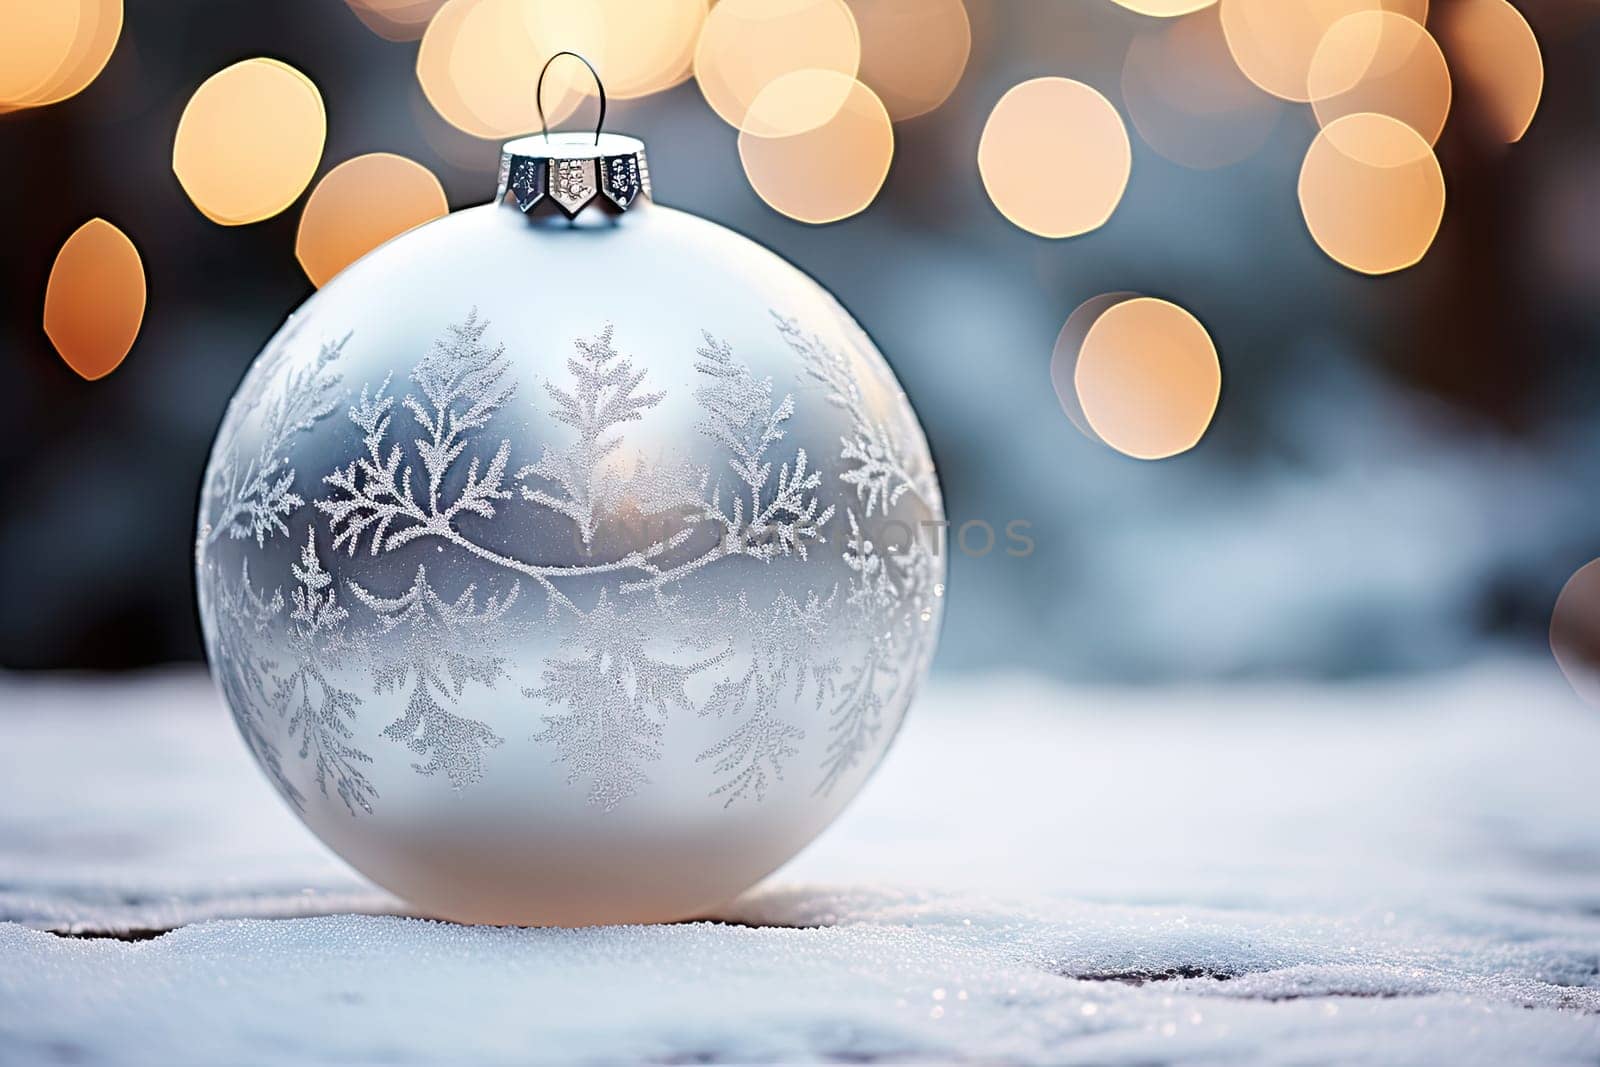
[{"left": 195, "top": 78, "right": 944, "bottom": 926}]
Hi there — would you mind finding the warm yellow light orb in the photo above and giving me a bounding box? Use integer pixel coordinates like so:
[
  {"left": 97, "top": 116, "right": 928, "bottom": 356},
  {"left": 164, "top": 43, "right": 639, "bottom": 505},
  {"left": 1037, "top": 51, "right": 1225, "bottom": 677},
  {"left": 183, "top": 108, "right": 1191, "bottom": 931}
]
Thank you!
[
  {"left": 44, "top": 218, "right": 146, "bottom": 381},
  {"left": 296, "top": 154, "right": 450, "bottom": 288},
  {"left": 0, "top": 0, "right": 82, "bottom": 105},
  {"left": 978, "top": 77, "right": 1131, "bottom": 239},
  {"left": 738, "top": 70, "right": 894, "bottom": 224},
  {"left": 695, "top": 0, "right": 861, "bottom": 128},
  {"left": 173, "top": 58, "right": 327, "bottom": 225},
  {"left": 418, "top": 0, "right": 594, "bottom": 140},
  {"left": 1074, "top": 297, "right": 1221, "bottom": 460},
  {"left": 1298, "top": 111, "right": 1445, "bottom": 275},
  {"left": 1220, "top": 0, "right": 1383, "bottom": 103},
  {"left": 849, "top": 0, "right": 971, "bottom": 121},
  {"left": 596, "top": 0, "right": 707, "bottom": 99},
  {"left": 1308, "top": 11, "right": 1451, "bottom": 144},
  {"left": 1, "top": 0, "right": 122, "bottom": 109},
  {"left": 1438, "top": 0, "right": 1542, "bottom": 143}
]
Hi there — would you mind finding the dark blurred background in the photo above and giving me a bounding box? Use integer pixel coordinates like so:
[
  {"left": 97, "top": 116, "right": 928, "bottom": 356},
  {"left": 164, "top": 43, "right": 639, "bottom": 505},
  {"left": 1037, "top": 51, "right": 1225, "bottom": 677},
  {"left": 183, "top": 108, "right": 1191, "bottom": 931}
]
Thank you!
[{"left": 4, "top": 0, "right": 1599, "bottom": 678}]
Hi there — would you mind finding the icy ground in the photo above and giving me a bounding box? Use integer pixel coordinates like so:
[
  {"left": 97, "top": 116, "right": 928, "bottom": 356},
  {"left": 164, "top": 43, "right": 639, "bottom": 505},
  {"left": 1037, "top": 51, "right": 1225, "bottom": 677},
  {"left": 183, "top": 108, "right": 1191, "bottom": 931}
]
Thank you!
[{"left": 2, "top": 663, "right": 1599, "bottom": 1064}]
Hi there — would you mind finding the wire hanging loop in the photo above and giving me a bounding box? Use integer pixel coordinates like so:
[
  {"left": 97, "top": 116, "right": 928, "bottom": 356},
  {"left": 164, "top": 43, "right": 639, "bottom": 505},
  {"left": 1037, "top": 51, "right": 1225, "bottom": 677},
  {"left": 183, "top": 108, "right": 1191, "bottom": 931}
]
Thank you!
[{"left": 536, "top": 51, "right": 606, "bottom": 146}]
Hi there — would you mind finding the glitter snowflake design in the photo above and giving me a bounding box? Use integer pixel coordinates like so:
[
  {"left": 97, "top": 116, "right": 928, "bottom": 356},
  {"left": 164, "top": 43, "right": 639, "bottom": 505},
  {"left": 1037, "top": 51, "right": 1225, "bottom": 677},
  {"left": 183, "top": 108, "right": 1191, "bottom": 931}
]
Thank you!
[
  {"left": 206, "top": 558, "right": 300, "bottom": 807},
  {"left": 778, "top": 313, "right": 943, "bottom": 792},
  {"left": 200, "top": 309, "right": 942, "bottom": 814},
  {"left": 200, "top": 332, "right": 347, "bottom": 550},
  {"left": 348, "top": 565, "right": 518, "bottom": 791},
  {"left": 277, "top": 528, "right": 376, "bottom": 814}
]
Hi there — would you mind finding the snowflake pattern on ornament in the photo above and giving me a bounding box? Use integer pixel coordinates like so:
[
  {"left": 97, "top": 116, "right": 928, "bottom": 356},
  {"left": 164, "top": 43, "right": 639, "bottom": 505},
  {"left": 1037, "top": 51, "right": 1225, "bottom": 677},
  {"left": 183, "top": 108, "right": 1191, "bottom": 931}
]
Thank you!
[
  {"left": 348, "top": 566, "right": 519, "bottom": 791},
  {"left": 687, "top": 589, "right": 840, "bottom": 806},
  {"left": 203, "top": 309, "right": 942, "bottom": 814},
  {"left": 516, "top": 324, "right": 664, "bottom": 549},
  {"left": 207, "top": 559, "right": 301, "bottom": 808},
  {"left": 200, "top": 333, "right": 347, "bottom": 550},
  {"left": 275, "top": 528, "right": 376, "bottom": 815},
  {"left": 777, "top": 314, "right": 942, "bottom": 793}
]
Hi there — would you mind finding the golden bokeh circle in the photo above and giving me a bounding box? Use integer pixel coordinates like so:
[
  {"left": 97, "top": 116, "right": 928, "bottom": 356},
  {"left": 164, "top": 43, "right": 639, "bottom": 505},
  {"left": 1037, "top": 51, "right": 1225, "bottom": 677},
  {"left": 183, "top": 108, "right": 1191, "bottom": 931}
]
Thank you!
[
  {"left": 1298, "top": 111, "right": 1444, "bottom": 275},
  {"left": 1438, "top": 0, "right": 1542, "bottom": 143},
  {"left": 695, "top": 0, "right": 861, "bottom": 129},
  {"left": 1111, "top": 0, "right": 1218, "bottom": 16},
  {"left": 520, "top": 0, "right": 610, "bottom": 111},
  {"left": 1074, "top": 296, "right": 1221, "bottom": 461},
  {"left": 3, "top": 0, "right": 122, "bottom": 109},
  {"left": 418, "top": 0, "right": 592, "bottom": 141},
  {"left": 978, "top": 77, "right": 1131, "bottom": 239},
  {"left": 0, "top": 0, "right": 82, "bottom": 105},
  {"left": 1121, "top": 5, "right": 1284, "bottom": 170},
  {"left": 296, "top": 154, "right": 449, "bottom": 288},
  {"left": 173, "top": 58, "right": 327, "bottom": 226},
  {"left": 597, "top": 0, "right": 707, "bottom": 99},
  {"left": 416, "top": 0, "right": 478, "bottom": 134},
  {"left": 1308, "top": 11, "right": 1451, "bottom": 144},
  {"left": 850, "top": 0, "right": 971, "bottom": 121},
  {"left": 738, "top": 64, "right": 857, "bottom": 139},
  {"left": 1220, "top": 0, "right": 1385, "bottom": 103},
  {"left": 738, "top": 70, "right": 893, "bottom": 224},
  {"left": 450, "top": 0, "right": 551, "bottom": 136},
  {"left": 44, "top": 218, "right": 146, "bottom": 382}
]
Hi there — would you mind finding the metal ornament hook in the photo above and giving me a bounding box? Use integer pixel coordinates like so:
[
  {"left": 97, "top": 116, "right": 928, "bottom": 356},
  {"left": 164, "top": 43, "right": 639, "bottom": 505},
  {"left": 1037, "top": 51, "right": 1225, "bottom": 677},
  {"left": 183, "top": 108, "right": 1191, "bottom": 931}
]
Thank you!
[{"left": 536, "top": 51, "right": 606, "bottom": 146}]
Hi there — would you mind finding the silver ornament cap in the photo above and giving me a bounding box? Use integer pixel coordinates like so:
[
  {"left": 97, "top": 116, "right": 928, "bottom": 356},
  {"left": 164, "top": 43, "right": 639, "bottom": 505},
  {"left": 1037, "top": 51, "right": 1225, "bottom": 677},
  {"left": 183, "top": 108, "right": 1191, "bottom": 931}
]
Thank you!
[{"left": 493, "top": 52, "right": 652, "bottom": 217}]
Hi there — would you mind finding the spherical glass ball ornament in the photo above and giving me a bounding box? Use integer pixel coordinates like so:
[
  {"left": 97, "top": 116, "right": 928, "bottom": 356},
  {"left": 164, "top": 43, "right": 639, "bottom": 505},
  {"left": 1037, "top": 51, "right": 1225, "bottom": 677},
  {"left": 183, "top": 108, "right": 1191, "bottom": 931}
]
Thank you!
[{"left": 194, "top": 120, "right": 945, "bottom": 925}]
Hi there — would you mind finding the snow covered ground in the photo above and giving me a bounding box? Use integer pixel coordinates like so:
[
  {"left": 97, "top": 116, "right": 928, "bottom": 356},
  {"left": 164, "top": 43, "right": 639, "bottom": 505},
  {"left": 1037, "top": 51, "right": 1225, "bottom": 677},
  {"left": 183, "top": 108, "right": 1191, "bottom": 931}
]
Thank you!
[{"left": 2, "top": 662, "right": 1599, "bottom": 1063}]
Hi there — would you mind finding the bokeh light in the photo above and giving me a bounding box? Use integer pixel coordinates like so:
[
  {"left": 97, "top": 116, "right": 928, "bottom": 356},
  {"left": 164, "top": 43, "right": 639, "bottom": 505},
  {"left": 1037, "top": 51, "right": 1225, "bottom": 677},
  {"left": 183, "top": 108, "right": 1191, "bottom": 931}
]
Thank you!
[
  {"left": 1308, "top": 11, "right": 1450, "bottom": 144},
  {"left": 173, "top": 58, "right": 327, "bottom": 226},
  {"left": 296, "top": 154, "right": 449, "bottom": 288},
  {"left": 1110, "top": 0, "right": 1218, "bottom": 15},
  {"left": 452, "top": 0, "right": 569, "bottom": 137},
  {"left": 1, "top": 0, "right": 122, "bottom": 110},
  {"left": 1220, "top": 0, "right": 1386, "bottom": 103},
  {"left": 849, "top": 0, "right": 971, "bottom": 122},
  {"left": 1298, "top": 111, "right": 1444, "bottom": 275},
  {"left": 1551, "top": 560, "right": 1600, "bottom": 709},
  {"left": 738, "top": 70, "right": 893, "bottom": 224},
  {"left": 1070, "top": 296, "right": 1221, "bottom": 461},
  {"left": 0, "top": 1, "right": 82, "bottom": 107},
  {"left": 43, "top": 218, "right": 145, "bottom": 382},
  {"left": 1121, "top": 5, "right": 1284, "bottom": 170},
  {"left": 344, "top": 0, "right": 446, "bottom": 42},
  {"left": 520, "top": 0, "right": 611, "bottom": 108},
  {"left": 1050, "top": 291, "right": 1139, "bottom": 443},
  {"left": 695, "top": 0, "right": 861, "bottom": 129},
  {"left": 597, "top": 0, "right": 707, "bottom": 99},
  {"left": 417, "top": 0, "right": 486, "bottom": 137},
  {"left": 978, "top": 77, "right": 1131, "bottom": 239},
  {"left": 418, "top": 0, "right": 593, "bottom": 141},
  {"left": 737, "top": 65, "right": 857, "bottom": 139},
  {"left": 1438, "top": 0, "right": 1542, "bottom": 143}
]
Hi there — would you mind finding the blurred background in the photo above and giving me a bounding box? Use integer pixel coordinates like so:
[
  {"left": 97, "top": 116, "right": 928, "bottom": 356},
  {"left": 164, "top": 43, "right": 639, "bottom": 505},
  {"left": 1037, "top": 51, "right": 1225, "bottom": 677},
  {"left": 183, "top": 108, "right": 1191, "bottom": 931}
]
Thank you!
[{"left": 3, "top": 0, "right": 1597, "bottom": 682}]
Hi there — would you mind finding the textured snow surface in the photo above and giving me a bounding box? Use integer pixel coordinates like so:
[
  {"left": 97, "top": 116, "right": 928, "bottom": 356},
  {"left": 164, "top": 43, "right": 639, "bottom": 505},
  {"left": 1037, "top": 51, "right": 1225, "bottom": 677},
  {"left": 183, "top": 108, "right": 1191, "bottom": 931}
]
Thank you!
[{"left": 3, "top": 663, "right": 1600, "bottom": 1063}]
